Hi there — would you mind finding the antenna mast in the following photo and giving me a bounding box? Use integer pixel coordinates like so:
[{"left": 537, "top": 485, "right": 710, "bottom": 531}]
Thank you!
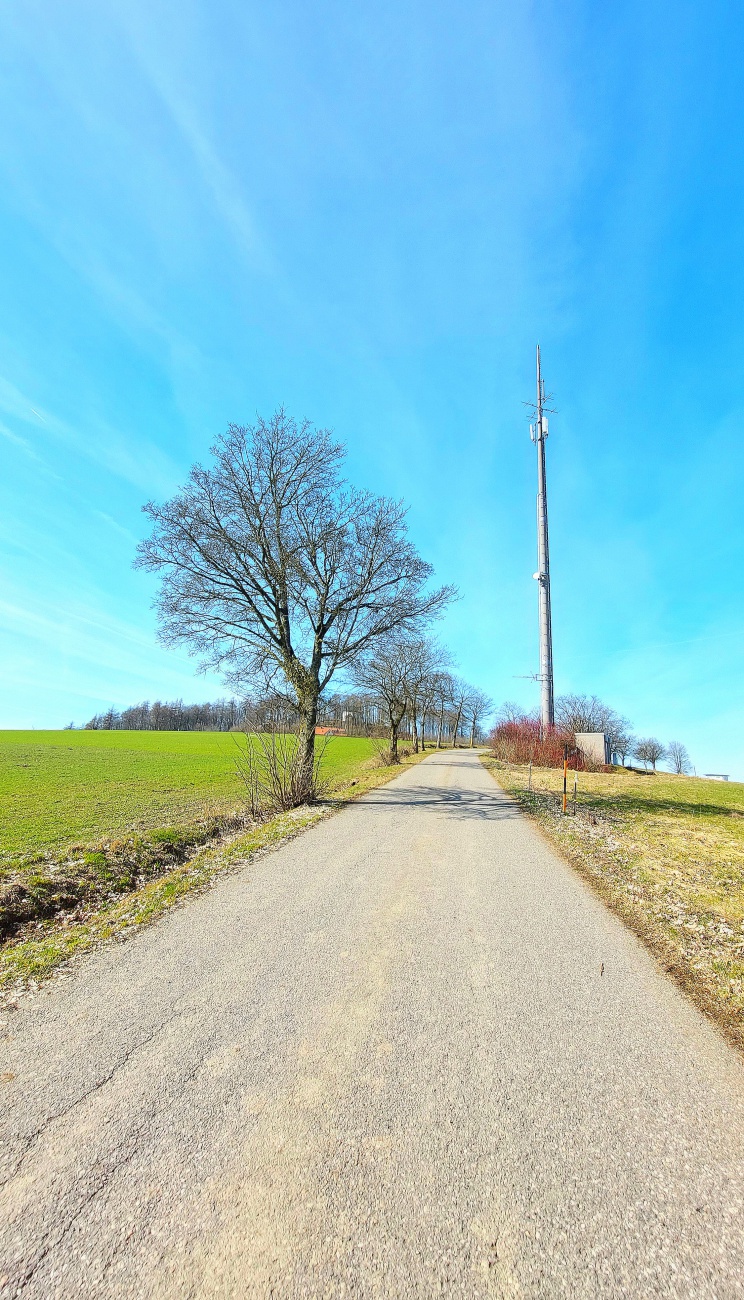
[{"left": 531, "top": 345, "right": 555, "bottom": 731}]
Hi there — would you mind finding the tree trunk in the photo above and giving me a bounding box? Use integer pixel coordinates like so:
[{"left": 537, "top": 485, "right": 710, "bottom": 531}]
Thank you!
[
  {"left": 420, "top": 712, "right": 426, "bottom": 751},
  {"left": 452, "top": 704, "right": 463, "bottom": 748},
  {"left": 296, "top": 691, "right": 319, "bottom": 796},
  {"left": 437, "top": 705, "right": 444, "bottom": 749},
  {"left": 469, "top": 717, "right": 476, "bottom": 747},
  {"left": 411, "top": 705, "right": 419, "bottom": 753},
  {"left": 389, "top": 703, "right": 406, "bottom": 762}
]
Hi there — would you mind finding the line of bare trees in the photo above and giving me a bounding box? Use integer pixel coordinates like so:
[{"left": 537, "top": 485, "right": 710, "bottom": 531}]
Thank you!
[
  {"left": 349, "top": 635, "right": 492, "bottom": 759},
  {"left": 633, "top": 738, "right": 691, "bottom": 774},
  {"left": 82, "top": 657, "right": 494, "bottom": 757}
]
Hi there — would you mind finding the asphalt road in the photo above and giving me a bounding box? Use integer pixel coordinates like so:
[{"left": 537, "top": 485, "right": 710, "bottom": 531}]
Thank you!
[{"left": 2, "top": 749, "right": 744, "bottom": 1299}]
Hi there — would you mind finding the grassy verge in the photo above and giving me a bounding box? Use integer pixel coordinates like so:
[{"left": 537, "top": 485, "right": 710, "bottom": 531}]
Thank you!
[
  {"left": 482, "top": 756, "right": 744, "bottom": 1052},
  {"left": 0, "top": 747, "right": 430, "bottom": 1001}
]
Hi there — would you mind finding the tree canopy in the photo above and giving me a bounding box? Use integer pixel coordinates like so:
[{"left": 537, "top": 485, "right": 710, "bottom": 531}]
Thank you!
[{"left": 136, "top": 409, "right": 456, "bottom": 782}]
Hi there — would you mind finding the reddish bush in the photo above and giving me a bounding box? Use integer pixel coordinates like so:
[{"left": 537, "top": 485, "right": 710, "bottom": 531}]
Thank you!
[{"left": 489, "top": 717, "right": 585, "bottom": 769}]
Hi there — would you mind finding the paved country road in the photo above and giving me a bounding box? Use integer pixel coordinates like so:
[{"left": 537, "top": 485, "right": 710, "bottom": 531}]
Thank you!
[{"left": 2, "top": 750, "right": 744, "bottom": 1299}]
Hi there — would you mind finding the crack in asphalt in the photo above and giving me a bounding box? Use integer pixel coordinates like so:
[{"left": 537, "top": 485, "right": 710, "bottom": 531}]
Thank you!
[
  {"left": 0, "top": 997, "right": 198, "bottom": 1191},
  {"left": 3, "top": 1031, "right": 209, "bottom": 1295}
]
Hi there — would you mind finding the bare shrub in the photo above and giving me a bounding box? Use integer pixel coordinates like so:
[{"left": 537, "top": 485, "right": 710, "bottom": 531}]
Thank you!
[
  {"left": 489, "top": 716, "right": 584, "bottom": 769},
  {"left": 234, "top": 729, "right": 330, "bottom": 816},
  {"left": 371, "top": 737, "right": 405, "bottom": 767},
  {"left": 369, "top": 739, "right": 391, "bottom": 766}
]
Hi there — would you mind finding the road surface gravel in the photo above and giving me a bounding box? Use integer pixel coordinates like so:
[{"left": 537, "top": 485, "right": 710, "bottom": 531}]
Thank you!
[{"left": 2, "top": 749, "right": 744, "bottom": 1298}]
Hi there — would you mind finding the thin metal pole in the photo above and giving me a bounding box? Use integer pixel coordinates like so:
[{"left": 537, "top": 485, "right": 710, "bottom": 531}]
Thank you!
[{"left": 533, "top": 345, "right": 555, "bottom": 732}]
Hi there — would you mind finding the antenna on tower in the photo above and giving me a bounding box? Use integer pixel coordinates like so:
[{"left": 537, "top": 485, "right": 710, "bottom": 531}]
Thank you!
[{"left": 526, "top": 345, "right": 555, "bottom": 733}]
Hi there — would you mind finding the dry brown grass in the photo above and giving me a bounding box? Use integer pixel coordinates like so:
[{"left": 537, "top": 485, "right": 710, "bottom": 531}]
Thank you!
[{"left": 481, "top": 757, "right": 744, "bottom": 1052}]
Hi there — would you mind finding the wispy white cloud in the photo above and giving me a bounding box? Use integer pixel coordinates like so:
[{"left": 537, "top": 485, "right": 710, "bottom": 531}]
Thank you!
[
  {"left": 0, "top": 585, "right": 223, "bottom": 728},
  {"left": 0, "top": 373, "right": 179, "bottom": 494},
  {"left": 110, "top": 0, "right": 272, "bottom": 274},
  {"left": 93, "top": 510, "right": 138, "bottom": 543},
  {"left": 0, "top": 418, "right": 43, "bottom": 463},
  {"left": 0, "top": 5, "right": 237, "bottom": 381},
  {"left": 0, "top": 408, "right": 66, "bottom": 483},
  {"left": 0, "top": 585, "right": 222, "bottom": 706},
  {"left": 0, "top": 594, "right": 151, "bottom": 657}
]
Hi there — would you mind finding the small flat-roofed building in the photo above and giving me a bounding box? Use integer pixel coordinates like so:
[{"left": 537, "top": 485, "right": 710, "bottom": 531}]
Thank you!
[{"left": 575, "top": 732, "right": 612, "bottom": 766}]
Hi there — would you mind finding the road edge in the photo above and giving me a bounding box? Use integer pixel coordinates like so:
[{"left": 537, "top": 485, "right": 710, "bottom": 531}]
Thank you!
[{"left": 479, "top": 755, "right": 744, "bottom": 1057}]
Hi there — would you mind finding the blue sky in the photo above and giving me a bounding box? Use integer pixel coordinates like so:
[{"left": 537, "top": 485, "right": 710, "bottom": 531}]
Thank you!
[{"left": 1, "top": 0, "right": 743, "bottom": 776}]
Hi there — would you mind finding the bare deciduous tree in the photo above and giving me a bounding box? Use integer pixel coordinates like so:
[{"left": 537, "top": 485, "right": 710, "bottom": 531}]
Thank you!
[
  {"left": 634, "top": 737, "right": 666, "bottom": 771},
  {"left": 435, "top": 672, "right": 456, "bottom": 749},
  {"left": 403, "top": 638, "right": 449, "bottom": 753},
  {"left": 449, "top": 678, "right": 472, "bottom": 749},
  {"left": 351, "top": 637, "right": 411, "bottom": 762},
  {"left": 555, "top": 693, "right": 629, "bottom": 754},
  {"left": 467, "top": 688, "right": 493, "bottom": 747},
  {"left": 496, "top": 700, "right": 534, "bottom": 725},
  {"left": 613, "top": 729, "right": 635, "bottom": 766},
  {"left": 136, "top": 411, "right": 455, "bottom": 794},
  {"left": 418, "top": 665, "right": 453, "bottom": 751},
  {"left": 667, "top": 740, "right": 691, "bottom": 775}
]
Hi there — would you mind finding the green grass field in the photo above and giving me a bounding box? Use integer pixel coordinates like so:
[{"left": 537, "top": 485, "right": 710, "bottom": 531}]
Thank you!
[{"left": 0, "top": 730, "right": 378, "bottom": 865}]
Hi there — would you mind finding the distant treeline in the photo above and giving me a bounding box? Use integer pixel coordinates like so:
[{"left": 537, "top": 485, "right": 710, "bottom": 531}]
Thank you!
[
  {"left": 83, "top": 694, "right": 387, "bottom": 735},
  {"left": 84, "top": 699, "right": 248, "bottom": 732}
]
